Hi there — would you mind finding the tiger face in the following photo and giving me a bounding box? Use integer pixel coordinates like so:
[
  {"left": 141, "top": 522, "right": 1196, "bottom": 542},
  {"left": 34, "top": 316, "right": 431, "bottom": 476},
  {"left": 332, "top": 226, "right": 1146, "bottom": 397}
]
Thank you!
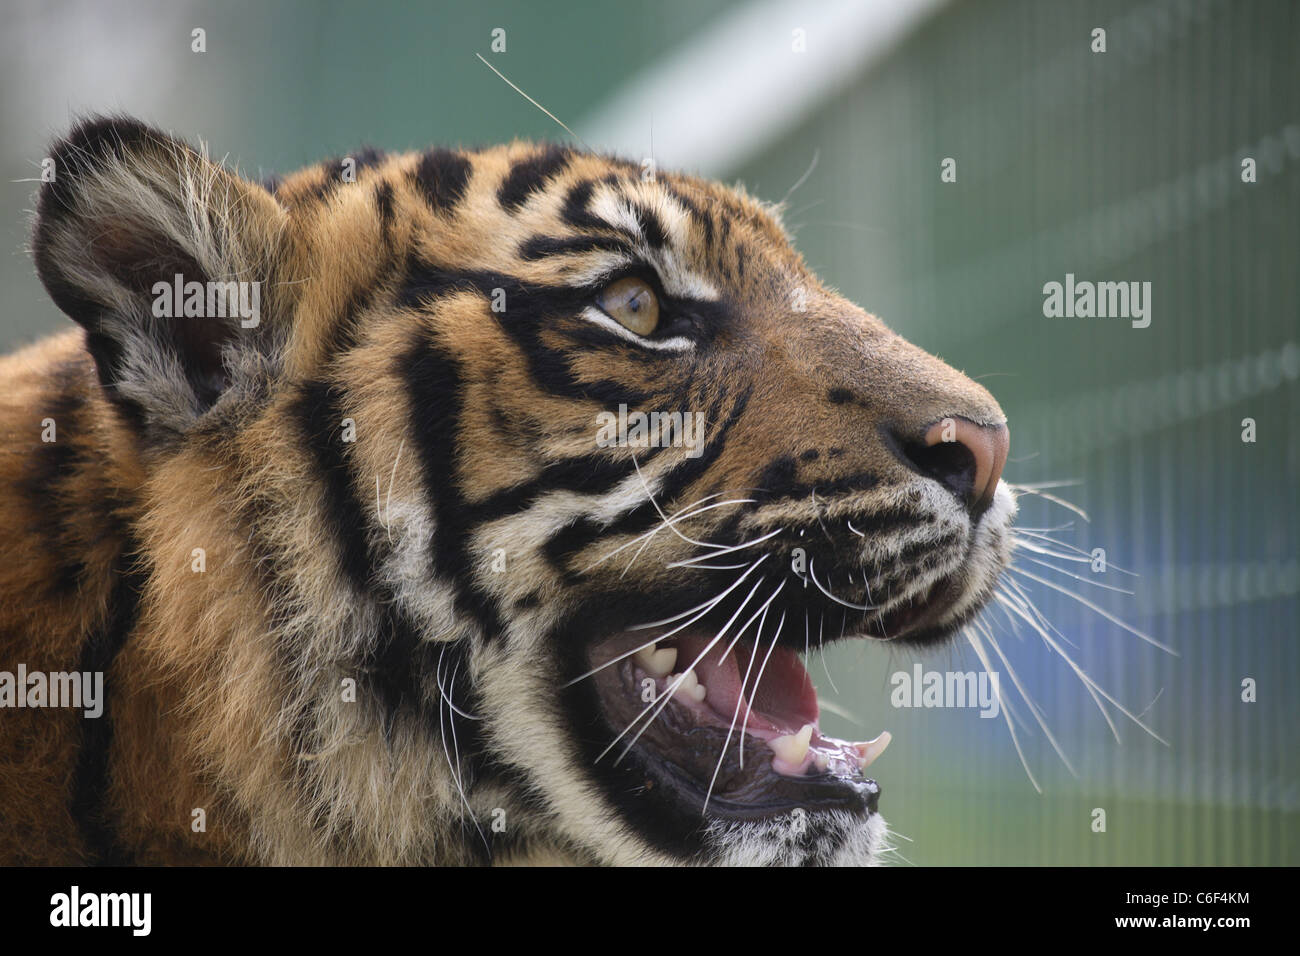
[{"left": 22, "top": 116, "right": 1013, "bottom": 865}]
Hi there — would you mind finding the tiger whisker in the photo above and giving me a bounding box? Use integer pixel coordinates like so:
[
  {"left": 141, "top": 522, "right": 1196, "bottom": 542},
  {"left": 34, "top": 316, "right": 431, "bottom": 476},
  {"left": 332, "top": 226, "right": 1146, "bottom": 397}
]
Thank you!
[
  {"left": 993, "top": 581, "right": 1169, "bottom": 745},
  {"left": 963, "top": 625, "right": 1042, "bottom": 793},
  {"left": 612, "top": 580, "right": 770, "bottom": 769},
  {"left": 1008, "top": 565, "right": 1176, "bottom": 655},
  {"left": 628, "top": 554, "right": 769, "bottom": 630},
  {"left": 666, "top": 526, "right": 785, "bottom": 569},
  {"left": 436, "top": 655, "right": 482, "bottom": 721},
  {"left": 810, "top": 489, "right": 834, "bottom": 543},
  {"left": 1002, "top": 574, "right": 1083, "bottom": 653},
  {"left": 473, "top": 53, "right": 590, "bottom": 150},
  {"left": 382, "top": 438, "right": 405, "bottom": 545},
  {"left": 1007, "top": 479, "right": 1086, "bottom": 491},
  {"left": 996, "top": 585, "right": 1121, "bottom": 742},
  {"left": 778, "top": 147, "right": 820, "bottom": 207},
  {"left": 1012, "top": 522, "right": 1078, "bottom": 534},
  {"left": 1006, "top": 482, "right": 1090, "bottom": 521},
  {"left": 583, "top": 489, "right": 728, "bottom": 572},
  {"left": 631, "top": 455, "right": 730, "bottom": 553},
  {"left": 820, "top": 609, "right": 841, "bottom": 696},
  {"left": 1010, "top": 536, "right": 1095, "bottom": 565},
  {"left": 732, "top": 601, "right": 773, "bottom": 772},
  {"left": 560, "top": 632, "right": 664, "bottom": 689},
  {"left": 606, "top": 573, "right": 770, "bottom": 765},
  {"left": 576, "top": 494, "right": 750, "bottom": 576},
  {"left": 703, "top": 581, "right": 787, "bottom": 811},
  {"left": 977, "top": 611, "right": 1078, "bottom": 775},
  {"left": 1012, "top": 528, "right": 1138, "bottom": 577},
  {"left": 740, "top": 610, "right": 786, "bottom": 767},
  {"left": 808, "top": 557, "right": 876, "bottom": 611},
  {"left": 564, "top": 555, "right": 768, "bottom": 687},
  {"left": 436, "top": 645, "right": 487, "bottom": 852},
  {"left": 1019, "top": 554, "right": 1134, "bottom": 595},
  {"left": 618, "top": 497, "right": 758, "bottom": 579}
]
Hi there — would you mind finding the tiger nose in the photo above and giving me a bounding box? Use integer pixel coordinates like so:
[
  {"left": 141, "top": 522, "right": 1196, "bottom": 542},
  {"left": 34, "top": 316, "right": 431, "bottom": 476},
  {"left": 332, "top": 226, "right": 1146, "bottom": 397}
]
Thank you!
[{"left": 911, "top": 417, "right": 1010, "bottom": 517}]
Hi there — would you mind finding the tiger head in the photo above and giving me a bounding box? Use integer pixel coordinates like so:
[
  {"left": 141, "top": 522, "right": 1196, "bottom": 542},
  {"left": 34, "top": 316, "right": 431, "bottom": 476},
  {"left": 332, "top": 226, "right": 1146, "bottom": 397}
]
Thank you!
[{"left": 32, "top": 116, "right": 1013, "bottom": 865}]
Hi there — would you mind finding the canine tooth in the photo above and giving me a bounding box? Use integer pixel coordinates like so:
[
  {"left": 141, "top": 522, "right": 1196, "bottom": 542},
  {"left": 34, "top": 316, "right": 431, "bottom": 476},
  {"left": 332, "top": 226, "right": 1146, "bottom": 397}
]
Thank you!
[
  {"left": 770, "top": 724, "right": 814, "bottom": 765},
  {"left": 856, "top": 731, "right": 892, "bottom": 770},
  {"left": 634, "top": 644, "right": 677, "bottom": 678}
]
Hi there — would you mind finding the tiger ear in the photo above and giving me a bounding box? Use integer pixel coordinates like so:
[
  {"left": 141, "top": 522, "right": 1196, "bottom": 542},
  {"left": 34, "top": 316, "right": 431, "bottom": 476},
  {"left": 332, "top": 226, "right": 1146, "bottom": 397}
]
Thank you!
[{"left": 33, "top": 115, "right": 288, "bottom": 441}]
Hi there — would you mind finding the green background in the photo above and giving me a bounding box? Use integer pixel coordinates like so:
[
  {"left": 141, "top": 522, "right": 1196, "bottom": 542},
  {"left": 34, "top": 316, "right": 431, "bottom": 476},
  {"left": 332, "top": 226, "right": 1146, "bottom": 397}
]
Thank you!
[{"left": 1, "top": 0, "right": 1295, "bottom": 864}]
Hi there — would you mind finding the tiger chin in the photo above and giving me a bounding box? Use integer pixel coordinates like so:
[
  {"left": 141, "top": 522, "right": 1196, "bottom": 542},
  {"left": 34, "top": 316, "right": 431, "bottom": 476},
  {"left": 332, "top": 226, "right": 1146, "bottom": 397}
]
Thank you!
[{"left": 0, "top": 115, "right": 1015, "bottom": 867}]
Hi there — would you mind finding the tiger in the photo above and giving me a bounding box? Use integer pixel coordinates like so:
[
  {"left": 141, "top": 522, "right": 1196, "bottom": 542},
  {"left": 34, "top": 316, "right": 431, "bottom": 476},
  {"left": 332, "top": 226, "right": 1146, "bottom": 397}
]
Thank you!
[{"left": 0, "top": 115, "right": 1013, "bottom": 866}]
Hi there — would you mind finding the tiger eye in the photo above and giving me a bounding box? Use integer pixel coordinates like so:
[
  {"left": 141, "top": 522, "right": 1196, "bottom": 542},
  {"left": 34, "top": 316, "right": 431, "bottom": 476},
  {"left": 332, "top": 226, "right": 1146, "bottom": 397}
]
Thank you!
[{"left": 597, "top": 276, "right": 660, "bottom": 336}]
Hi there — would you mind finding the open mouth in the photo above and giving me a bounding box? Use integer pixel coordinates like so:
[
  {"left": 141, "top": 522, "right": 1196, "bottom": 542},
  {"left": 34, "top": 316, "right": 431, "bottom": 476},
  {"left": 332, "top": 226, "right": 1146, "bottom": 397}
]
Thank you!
[
  {"left": 588, "top": 629, "right": 891, "bottom": 821},
  {"left": 568, "top": 516, "right": 1006, "bottom": 836}
]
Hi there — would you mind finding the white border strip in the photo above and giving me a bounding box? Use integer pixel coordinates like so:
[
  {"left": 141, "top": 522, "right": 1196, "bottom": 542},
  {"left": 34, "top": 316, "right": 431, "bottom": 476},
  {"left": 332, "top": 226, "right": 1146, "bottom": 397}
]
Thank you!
[{"left": 578, "top": 0, "right": 948, "bottom": 176}]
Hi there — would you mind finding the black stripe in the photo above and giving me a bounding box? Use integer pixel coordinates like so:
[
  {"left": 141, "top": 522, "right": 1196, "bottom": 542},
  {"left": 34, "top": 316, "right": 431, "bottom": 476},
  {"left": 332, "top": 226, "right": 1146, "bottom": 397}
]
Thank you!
[
  {"left": 427, "top": 637, "right": 497, "bottom": 864},
  {"left": 896, "top": 531, "right": 960, "bottom": 565},
  {"left": 70, "top": 546, "right": 145, "bottom": 865},
  {"left": 469, "top": 449, "right": 650, "bottom": 529},
  {"left": 291, "top": 379, "right": 377, "bottom": 593},
  {"left": 497, "top": 145, "right": 570, "bottom": 210},
  {"left": 751, "top": 454, "right": 880, "bottom": 504},
  {"left": 229, "top": 485, "right": 323, "bottom": 780},
  {"left": 398, "top": 255, "right": 648, "bottom": 405},
  {"left": 664, "top": 183, "right": 713, "bottom": 249},
  {"left": 519, "top": 233, "right": 634, "bottom": 261},
  {"left": 20, "top": 363, "right": 91, "bottom": 595},
  {"left": 374, "top": 181, "right": 395, "bottom": 239},
  {"left": 632, "top": 202, "right": 668, "bottom": 249},
  {"left": 560, "top": 178, "right": 604, "bottom": 230},
  {"left": 365, "top": 607, "right": 442, "bottom": 742},
  {"left": 287, "top": 382, "right": 442, "bottom": 728},
  {"left": 308, "top": 156, "right": 344, "bottom": 202},
  {"left": 849, "top": 506, "right": 934, "bottom": 539},
  {"left": 311, "top": 148, "right": 388, "bottom": 202},
  {"left": 397, "top": 258, "right": 520, "bottom": 311},
  {"left": 413, "top": 148, "right": 472, "bottom": 213},
  {"left": 321, "top": 283, "right": 376, "bottom": 363},
  {"left": 352, "top": 146, "right": 388, "bottom": 172},
  {"left": 401, "top": 331, "right": 507, "bottom": 639},
  {"left": 560, "top": 177, "right": 667, "bottom": 251},
  {"left": 541, "top": 388, "right": 751, "bottom": 575}
]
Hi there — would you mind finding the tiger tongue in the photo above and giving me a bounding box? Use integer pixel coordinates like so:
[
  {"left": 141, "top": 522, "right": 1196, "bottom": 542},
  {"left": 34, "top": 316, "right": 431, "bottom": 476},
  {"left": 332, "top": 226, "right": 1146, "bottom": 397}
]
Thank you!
[{"left": 672, "top": 633, "right": 819, "bottom": 735}]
